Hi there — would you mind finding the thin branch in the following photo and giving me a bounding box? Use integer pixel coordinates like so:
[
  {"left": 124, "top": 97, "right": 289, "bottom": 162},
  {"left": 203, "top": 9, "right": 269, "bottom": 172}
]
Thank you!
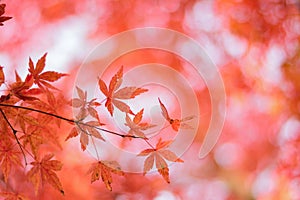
[
  {"left": 0, "top": 103, "right": 74, "bottom": 123},
  {"left": 144, "top": 139, "right": 155, "bottom": 149},
  {"left": 0, "top": 109, "right": 28, "bottom": 165},
  {"left": 0, "top": 103, "right": 140, "bottom": 139}
]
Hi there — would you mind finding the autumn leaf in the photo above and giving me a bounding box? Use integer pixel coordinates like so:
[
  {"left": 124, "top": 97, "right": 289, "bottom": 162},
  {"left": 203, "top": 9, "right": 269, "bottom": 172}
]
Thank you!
[
  {"left": 28, "top": 53, "right": 67, "bottom": 90},
  {"left": 87, "top": 160, "right": 124, "bottom": 191},
  {"left": 98, "top": 66, "right": 148, "bottom": 116},
  {"left": 70, "top": 86, "right": 101, "bottom": 122},
  {"left": 158, "top": 98, "right": 194, "bottom": 131},
  {"left": 124, "top": 109, "right": 156, "bottom": 138},
  {"left": 27, "top": 154, "right": 64, "bottom": 195},
  {"left": 137, "top": 138, "right": 183, "bottom": 183},
  {"left": 0, "top": 4, "right": 12, "bottom": 26},
  {"left": 9, "top": 72, "right": 39, "bottom": 101},
  {"left": 65, "top": 120, "right": 105, "bottom": 151},
  {"left": 20, "top": 125, "right": 43, "bottom": 158},
  {"left": 0, "top": 143, "right": 22, "bottom": 183}
]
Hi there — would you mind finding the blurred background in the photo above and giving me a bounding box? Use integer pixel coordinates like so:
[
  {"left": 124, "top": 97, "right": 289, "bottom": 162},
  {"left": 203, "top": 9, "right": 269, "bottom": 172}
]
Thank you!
[{"left": 1, "top": 0, "right": 300, "bottom": 199}]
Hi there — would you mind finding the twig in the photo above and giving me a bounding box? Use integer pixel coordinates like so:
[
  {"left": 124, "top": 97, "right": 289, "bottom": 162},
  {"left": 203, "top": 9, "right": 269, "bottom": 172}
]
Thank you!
[
  {"left": 0, "top": 103, "right": 141, "bottom": 139},
  {"left": 0, "top": 109, "right": 28, "bottom": 165}
]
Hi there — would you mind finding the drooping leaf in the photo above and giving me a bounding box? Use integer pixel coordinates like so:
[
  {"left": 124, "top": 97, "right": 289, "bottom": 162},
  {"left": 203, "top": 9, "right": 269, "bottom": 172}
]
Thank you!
[
  {"left": 87, "top": 160, "right": 124, "bottom": 191},
  {"left": 138, "top": 138, "right": 183, "bottom": 183},
  {"left": 0, "top": 144, "right": 22, "bottom": 183},
  {"left": 27, "top": 154, "right": 64, "bottom": 195}
]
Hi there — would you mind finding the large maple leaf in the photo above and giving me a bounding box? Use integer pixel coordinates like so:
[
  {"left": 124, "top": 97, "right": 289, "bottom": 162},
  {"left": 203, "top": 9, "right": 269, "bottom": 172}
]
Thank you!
[
  {"left": 27, "top": 154, "right": 64, "bottom": 195},
  {"left": 98, "top": 66, "right": 148, "bottom": 116},
  {"left": 28, "top": 53, "right": 67, "bottom": 90},
  {"left": 124, "top": 109, "right": 156, "bottom": 138},
  {"left": 158, "top": 98, "right": 194, "bottom": 132},
  {"left": 138, "top": 138, "right": 183, "bottom": 183},
  {"left": 0, "top": 4, "right": 12, "bottom": 26},
  {"left": 87, "top": 160, "right": 124, "bottom": 191}
]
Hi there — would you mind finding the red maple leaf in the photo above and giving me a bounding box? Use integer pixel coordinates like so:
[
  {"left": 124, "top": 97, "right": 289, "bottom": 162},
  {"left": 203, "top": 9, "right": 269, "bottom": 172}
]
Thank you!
[
  {"left": 87, "top": 160, "right": 124, "bottom": 191},
  {"left": 98, "top": 66, "right": 148, "bottom": 116},
  {"left": 9, "top": 71, "right": 39, "bottom": 101},
  {"left": 28, "top": 53, "right": 67, "bottom": 90},
  {"left": 138, "top": 138, "right": 183, "bottom": 183},
  {"left": 158, "top": 98, "right": 194, "bottom": 131},
  {"left": 27, "top": 154, "right": 64, "bottom": 195},
  {"left": 0, "top": 4, "right": 12, "bottom": 26}
]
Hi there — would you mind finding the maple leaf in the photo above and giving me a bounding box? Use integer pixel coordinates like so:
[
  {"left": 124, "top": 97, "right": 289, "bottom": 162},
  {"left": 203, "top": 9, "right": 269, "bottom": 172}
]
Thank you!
[
  {"left": 27, "top": 154, "right": 64, "bottom": 195},
  {"left": 87, "top": 160, "right": 124, "bottom": 191},
  {"left": 8, "top": 107, "right": 38, "bottom": 133},
  {"left": 158, "top": 98, "right": 194, "bottom": 132},
  {"left": 0, "top": 143, "right": 22, "bottom": 183},
  {"left": 20, "top": 125, "right": 43, "bottom": 158},
  {"left": 9, "top": 72, "right": 39, "bottom": 101},
  {"left": 0, "top": 4, "right": 12, "bottom": 26},
  {"left": 65, "top": 120, "right": 105, "bottom": 151},
  {"left": 70, "top": 86, "right": 101, "bottom": 121},
  {"left": 124, "top": 109, "right": 156, "bottom": 138},
  {"left": 138, "top": 138, "right": 183, "bottom": 183},
  {"left": 28, "top": 53, "right": 67, "bottom": 90},
  {"left": 98, "top": 66, "right": 148, "bottom": 116}
]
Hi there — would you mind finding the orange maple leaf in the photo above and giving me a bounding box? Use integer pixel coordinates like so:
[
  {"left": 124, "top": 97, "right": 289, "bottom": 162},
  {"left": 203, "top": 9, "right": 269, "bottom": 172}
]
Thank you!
[
  {"left": 0, "top": 4, "right": 12, "bottom": 26},
  {"left": 0, "top": 142, "right": 22, "bottom": 183},
  {"left": 124, "top": 109, "right": 156, "bottom": 138},
  {"left": 27, "top": 154, "right": 64, "bottom": 195},
  {"left": 137, "top": 138, "right": 183, "bottom": 183},
  {"left": 98, "top": 66, "right": 148, "bottom": 116},
  {"left": 20, "top": 125, "right": 43, "bottom": 158},
  {"left": 87, "top": 160, "right": 124, "bottom": 191},
  {"left": 158, "top": 98, "right": 194, "bottom": 131},
  {"left": 28, "top": 53, "right": 67, "bottom": 90}
]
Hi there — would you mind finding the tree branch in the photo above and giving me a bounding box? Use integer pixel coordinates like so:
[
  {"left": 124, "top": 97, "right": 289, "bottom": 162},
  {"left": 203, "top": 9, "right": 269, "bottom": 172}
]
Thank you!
[{"left": 0, "top": 103, "right": 142, "bottom": 139}]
